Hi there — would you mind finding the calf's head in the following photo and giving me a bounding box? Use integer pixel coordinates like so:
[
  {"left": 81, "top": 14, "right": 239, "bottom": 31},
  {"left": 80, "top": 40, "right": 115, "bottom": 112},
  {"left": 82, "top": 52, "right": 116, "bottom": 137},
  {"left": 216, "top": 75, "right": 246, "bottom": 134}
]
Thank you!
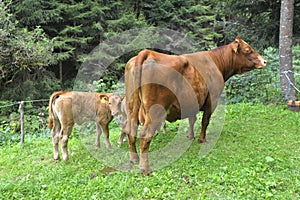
[
  {"left": 232, "top": 36, "right": 267, "bottom": 74},
  {"left": 108, "top": 94, "right": 123, "bottom": 116}
]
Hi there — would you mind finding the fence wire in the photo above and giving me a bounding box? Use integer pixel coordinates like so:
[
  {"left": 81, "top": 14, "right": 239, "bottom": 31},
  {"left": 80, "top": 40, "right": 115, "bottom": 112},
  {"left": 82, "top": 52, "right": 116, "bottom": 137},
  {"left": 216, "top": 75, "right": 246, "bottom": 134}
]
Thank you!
[
  {"left": 281, "top": 70, "right": 300, "bottom": 93},
  {"left": 0, "top": 99, "right": 48, "bottom": 109}
]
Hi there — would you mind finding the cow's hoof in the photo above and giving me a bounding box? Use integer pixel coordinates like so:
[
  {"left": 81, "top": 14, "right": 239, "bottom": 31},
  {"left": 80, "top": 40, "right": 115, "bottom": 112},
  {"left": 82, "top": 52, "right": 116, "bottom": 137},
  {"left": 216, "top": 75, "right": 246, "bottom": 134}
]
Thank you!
[
  {"left": 198, "top": 138, "right": 207, "bottom": 143},
  {"left": 54, "top": 156, "right": 60, "bottom": 161},
  {"left": 140, "top": 168, "right": 152, "bottom": 176},
  {"left": 186, "top": 135, "right": 195, "bottom": 140},
  {"left": 130, "top": 153, "right": 139, "bottom": 164},
  {"left": 130, "top": 158, "right": 139, "bottom": 164},
  {"left": 142, "top": 170, "right": 152, "bottom": 176},
  {"left": 105, "top": 143, "right": 112, "bottom": 150}
]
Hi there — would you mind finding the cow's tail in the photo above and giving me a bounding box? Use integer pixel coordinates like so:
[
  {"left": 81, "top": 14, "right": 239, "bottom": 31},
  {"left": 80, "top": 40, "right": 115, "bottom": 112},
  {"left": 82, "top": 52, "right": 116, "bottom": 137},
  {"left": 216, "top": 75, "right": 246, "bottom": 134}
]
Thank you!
[
  {"left": 133, "top": 49, "right": 149, "bottom": 120},
  {"left": 48, "top": 91, "right": 65, "bottom": 129}
]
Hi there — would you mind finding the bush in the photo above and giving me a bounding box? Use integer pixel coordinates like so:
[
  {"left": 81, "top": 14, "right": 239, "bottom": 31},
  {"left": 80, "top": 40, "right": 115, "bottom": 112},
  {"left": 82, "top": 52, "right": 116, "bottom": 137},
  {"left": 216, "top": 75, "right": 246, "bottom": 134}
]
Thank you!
[
  {"left": 1, "top": 71, "right": 61, "bottom": 101},
  {"left": 0, "top": 102, "right": 49, "bottom": 145}
]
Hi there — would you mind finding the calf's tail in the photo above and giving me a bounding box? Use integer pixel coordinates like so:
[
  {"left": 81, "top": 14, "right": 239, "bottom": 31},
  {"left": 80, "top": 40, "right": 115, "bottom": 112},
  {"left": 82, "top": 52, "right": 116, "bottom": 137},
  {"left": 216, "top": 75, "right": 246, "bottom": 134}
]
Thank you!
[{"left": 48, "top": 91, "right": 65, "bottom": 129}]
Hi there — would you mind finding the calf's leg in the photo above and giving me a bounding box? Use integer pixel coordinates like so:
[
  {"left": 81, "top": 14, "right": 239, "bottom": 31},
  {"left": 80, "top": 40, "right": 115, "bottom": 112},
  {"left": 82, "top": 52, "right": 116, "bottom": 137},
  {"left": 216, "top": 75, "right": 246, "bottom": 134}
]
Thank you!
[
  {"left": 51, "top": 121, "right": 61, "bottom": 160},
  {"left": 118, "top": 117, "right": 127, "bottom": 144},
  {"left": 95, "top": 123, "right": 102, "bottom": 148},
  {"left": 162, "top": 121, "right": 167, "bottom": 134},
  {"left": 100, "top": 123, "right": 112, "bottom": 149},
  {"left": 59, "top": 123, "right": 73, "bottom": 161},
  {"left": 117, "top": 131, "right": 127, "bottom": 145}
]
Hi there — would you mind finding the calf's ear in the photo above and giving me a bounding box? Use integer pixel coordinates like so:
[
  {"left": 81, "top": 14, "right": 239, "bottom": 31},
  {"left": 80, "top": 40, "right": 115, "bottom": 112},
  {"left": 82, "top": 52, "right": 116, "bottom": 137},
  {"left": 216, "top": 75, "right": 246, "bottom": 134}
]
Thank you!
[
  {"left": 121, "top": 94, "right": 126, "bottom": 100},
  {"left": 99, "top": 94, "right": 108, "bottom": 104}
]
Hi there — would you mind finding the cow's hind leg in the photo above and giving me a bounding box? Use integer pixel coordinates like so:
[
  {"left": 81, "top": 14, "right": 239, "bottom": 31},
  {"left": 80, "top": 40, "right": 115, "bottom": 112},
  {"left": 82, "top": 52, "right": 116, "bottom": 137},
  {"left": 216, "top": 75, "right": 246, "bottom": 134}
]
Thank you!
[
  {"left": 139, "top": 124, "right": 154, "bottom": 175},
  {"left": 139, "top": 105, "right": 165, "bottom": 175},
  {"left": 187, "top": 115, "right": 196, "bottom": 140},
  {"left": 51, "top": 121, "right": 61, "bottom": 160},
  {"left": 128, "top": 116, "right": 139, "bottom": 163},
  {"left": 199, "top": 109, "right": 212, "bottom": 143},
  {"left": 59, "top": 123, "right": 73, "bottom": 161}
]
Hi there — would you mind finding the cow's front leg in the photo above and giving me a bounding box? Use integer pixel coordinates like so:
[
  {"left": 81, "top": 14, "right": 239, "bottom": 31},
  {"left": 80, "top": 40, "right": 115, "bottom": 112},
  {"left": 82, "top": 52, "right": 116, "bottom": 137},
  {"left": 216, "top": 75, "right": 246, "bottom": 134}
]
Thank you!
[
  {"left": 100, "top": 123, "right": 111, "bottom": 149},
  {"left": 95, "top": 123, "right": 102, "bottom": 148},
  {"left": 51, "top": 122, "right": 61, "bottom": 160},
  {"left": 187, "top": 115, "right": 196, "bottom": 140}
]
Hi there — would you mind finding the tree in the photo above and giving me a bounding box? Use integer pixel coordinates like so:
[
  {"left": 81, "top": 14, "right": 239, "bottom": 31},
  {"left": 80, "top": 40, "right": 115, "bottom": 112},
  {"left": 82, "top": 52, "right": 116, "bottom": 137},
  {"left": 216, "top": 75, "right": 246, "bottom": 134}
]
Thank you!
[
  {"left": 279, "top": 0, "right": 296, "bottom": 100},
  {"left": 0, "top": 1, "right": 57, "bottom": 99},
  {"left": 222, "top": 0, "right": 281, "bottom": 48},
  {"left": 139, "top": 0, "right": 223, "bottom": 50}
]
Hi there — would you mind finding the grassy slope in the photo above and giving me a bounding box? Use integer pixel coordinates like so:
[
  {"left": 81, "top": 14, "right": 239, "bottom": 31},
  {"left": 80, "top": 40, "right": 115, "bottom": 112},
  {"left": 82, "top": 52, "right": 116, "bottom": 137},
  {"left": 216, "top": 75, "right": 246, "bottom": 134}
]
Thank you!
[{"left": 0, "top": 103, "right": 299, "bottom": 199}]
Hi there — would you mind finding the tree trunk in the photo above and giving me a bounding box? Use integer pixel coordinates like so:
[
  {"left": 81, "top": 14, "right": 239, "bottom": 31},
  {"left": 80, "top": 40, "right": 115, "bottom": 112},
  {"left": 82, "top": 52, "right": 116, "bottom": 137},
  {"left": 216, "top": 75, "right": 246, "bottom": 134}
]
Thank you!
[{"left": 279, "top": 0, "right": 296, "bottom": 100}]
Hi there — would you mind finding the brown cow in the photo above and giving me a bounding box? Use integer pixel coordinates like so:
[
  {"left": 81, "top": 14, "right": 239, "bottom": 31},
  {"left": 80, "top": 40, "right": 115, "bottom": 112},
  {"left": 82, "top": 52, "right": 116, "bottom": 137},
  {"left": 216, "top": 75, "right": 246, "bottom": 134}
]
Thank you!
[
  {"left": 125, "top": 36, "right": 267, "bottom": 175},
  {"left": 48, "top": 91, "right": 113, "bottom": 161}
]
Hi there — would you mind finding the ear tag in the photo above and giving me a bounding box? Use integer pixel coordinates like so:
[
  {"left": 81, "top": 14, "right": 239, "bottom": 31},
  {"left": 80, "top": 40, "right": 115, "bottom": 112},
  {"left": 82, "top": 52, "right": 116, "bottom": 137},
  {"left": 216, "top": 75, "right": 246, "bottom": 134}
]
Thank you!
[{"left": 101, "top": 98, "right": 107, "bottom": 104}]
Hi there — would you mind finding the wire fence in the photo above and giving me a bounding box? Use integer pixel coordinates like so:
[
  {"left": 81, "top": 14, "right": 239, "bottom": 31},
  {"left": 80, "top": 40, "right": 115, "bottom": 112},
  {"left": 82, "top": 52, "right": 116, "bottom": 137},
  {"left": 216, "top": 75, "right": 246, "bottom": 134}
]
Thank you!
[
  {"left": 0, "top": 69, "right": 299, "bottom": 146},
  {"left": 0, "top": 99, "right": 48, "bottom": 109},
  {"left": 0, "top": 99, "right": 49, "bottom": 147}
]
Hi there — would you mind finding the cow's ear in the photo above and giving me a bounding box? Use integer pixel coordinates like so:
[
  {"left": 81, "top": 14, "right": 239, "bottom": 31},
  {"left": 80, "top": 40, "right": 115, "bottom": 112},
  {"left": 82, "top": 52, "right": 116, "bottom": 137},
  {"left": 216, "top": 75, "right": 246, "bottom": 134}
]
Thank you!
[
  {"left": 99, "top": 94, "right": 108, "bottom": 104},
  {"left": 233, "top": 36, "right": 240, "bottom": 54}
]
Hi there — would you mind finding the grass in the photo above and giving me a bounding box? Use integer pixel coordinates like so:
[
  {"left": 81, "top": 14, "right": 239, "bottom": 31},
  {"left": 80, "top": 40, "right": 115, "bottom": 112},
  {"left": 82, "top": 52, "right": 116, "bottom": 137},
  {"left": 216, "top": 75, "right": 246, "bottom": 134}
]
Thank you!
[{"left": 0, "top": 103, "right": 299, "bottom": 199}]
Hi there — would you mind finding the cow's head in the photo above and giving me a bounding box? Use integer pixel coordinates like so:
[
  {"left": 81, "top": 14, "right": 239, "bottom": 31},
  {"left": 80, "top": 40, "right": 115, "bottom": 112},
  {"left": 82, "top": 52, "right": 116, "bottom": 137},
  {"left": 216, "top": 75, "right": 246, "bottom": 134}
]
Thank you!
[
  {"left": 232, "top": 36, "right": 267, "bottom": 74},
  {"left": 108, "top": 94, "right": 123, "bottom": 116}
]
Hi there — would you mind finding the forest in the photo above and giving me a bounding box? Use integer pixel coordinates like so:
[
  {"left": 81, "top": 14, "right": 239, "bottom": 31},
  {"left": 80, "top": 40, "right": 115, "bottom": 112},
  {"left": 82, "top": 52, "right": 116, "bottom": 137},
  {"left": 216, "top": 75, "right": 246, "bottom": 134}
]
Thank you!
[{"left": 0, "top": 0, "right": 300, "bottom": 103}]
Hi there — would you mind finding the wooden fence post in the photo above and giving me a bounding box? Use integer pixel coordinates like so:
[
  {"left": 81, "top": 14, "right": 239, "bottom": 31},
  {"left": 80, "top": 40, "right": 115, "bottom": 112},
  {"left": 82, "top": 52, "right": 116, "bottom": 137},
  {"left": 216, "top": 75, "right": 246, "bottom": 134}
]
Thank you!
[{"left": 19, "top": 101, "right": 25, "bottom": 147}]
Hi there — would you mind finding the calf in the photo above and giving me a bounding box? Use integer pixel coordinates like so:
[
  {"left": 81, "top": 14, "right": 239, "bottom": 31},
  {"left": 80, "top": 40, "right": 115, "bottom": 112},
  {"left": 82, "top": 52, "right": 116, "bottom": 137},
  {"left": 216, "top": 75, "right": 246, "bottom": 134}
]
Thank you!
[
  {"left": 108, "top": 94, "right": 128, "bottom": 144},
  {"left": 108, "top": 94, "right": 167, "bottom": 145},
  {"left": 48, "top": 91, "right": 113, "bottom": 161}
]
